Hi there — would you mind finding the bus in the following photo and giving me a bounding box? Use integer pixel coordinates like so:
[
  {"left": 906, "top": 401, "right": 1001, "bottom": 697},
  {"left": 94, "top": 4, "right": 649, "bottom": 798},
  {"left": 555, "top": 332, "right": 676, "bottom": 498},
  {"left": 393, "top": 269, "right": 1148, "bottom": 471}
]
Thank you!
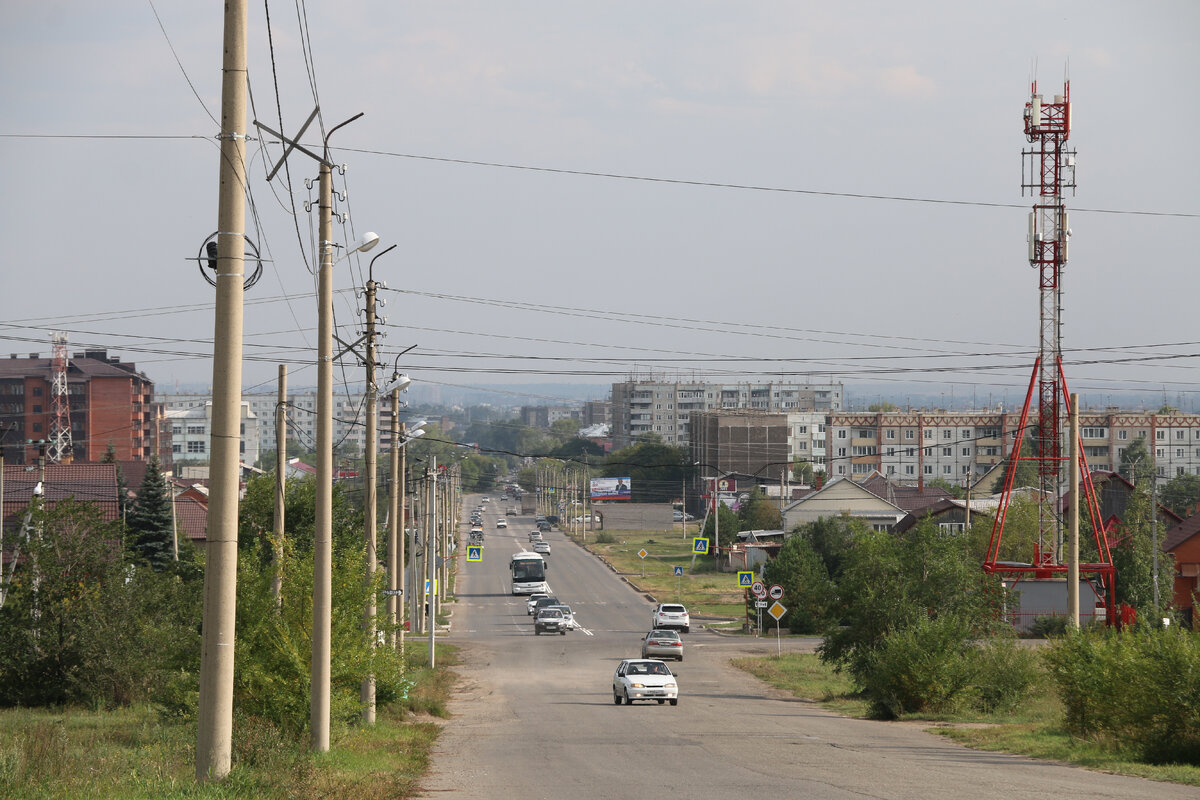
[{"left": 511, "top": 551, "right": 548, "bottom": 595}]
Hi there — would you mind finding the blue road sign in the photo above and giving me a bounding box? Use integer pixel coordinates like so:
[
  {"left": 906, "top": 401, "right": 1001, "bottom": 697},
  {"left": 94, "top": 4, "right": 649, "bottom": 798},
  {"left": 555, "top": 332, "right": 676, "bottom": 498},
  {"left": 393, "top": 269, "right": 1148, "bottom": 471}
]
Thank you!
[
  {"left": 467, "top": 546, "right": 482, "bottom": 562},
  {"left": 692, "top": 537, "right": 709, "bottom": 555},
  {"left": 674, "top": 566, "right": 684, "bottom": 577},
  {"left": 738, "top": 571, "right": 754, "bottom": 587}
]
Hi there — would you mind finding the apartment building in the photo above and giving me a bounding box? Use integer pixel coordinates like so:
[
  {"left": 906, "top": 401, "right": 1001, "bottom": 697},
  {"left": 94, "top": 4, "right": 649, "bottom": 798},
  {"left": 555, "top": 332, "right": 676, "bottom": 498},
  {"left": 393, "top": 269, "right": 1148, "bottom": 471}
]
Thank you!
[
  {"left": 165, "top": 401, "right": 259, "bottom": 465},
  {"left": 827, "top": 409, "right": 1200, "bottom": 488},
  {"left": 690, "top": 410, "right": 827, "bottom": 481},
  {"left": 611, "top": 379, "right": 843, "bottom": 449},
  {"left": 0, "top": 349, "right": 157, "bottom": 465}
]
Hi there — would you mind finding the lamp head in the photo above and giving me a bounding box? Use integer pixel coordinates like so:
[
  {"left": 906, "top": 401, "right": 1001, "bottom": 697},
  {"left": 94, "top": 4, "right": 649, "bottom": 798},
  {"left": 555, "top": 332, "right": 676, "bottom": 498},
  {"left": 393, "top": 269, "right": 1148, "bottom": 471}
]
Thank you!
[
  {"left": 352, "top": 231, "right": 380, "bottom": 254},
  {"left": 383, "top": 372, "right": 411, "bottom": 394}
]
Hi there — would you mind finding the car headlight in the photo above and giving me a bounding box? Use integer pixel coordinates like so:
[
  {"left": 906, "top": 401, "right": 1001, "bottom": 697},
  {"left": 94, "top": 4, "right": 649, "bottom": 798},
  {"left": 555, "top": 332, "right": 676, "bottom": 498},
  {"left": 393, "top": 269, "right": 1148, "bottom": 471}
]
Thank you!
[
  {"left": 630, "top": 683, "right": 645, "bottom": 689},
  {"left": 664, "top": 683, "right": 676, "bottom": 689}
]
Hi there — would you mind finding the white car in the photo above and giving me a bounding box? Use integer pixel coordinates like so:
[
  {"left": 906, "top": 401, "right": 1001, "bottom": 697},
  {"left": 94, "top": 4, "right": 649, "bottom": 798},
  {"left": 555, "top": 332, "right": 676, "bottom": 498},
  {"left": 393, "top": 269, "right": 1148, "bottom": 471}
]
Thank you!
[
  {"left": 612, "top": 659, "right": 678, "bottom": 705},
  {"left": 546, "top": 604, "right": 575, "bottom": 629},
  {"left": 651, "top": 603, "right": 690, "bottom": 633},
  {"left": 526, "top": 593, "right": 550, "bottom": 615},
  {"left": 532, "top": 540, "right": 551, "bottom": 555},
  {"left": 496, "top": 518, "right": 508, "bottom": 528}
]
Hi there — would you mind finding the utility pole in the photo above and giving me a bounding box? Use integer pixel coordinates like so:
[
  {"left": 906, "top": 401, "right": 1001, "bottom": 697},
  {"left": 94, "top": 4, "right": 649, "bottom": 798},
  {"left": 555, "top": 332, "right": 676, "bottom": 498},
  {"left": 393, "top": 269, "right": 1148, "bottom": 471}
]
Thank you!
[
  {"left": 197, "top": 0, "right": 247, "bottom": 781},
  {"left": 388, "top": 399, "right": 402, "bottom": 650},
  {"left": 273, "top": 365, "right": 286, "bottom": 606},
  {"left": 361, "top": 268, "right": 380, "bottom": 725},
  {"left": 1068, "top": 394, "right": 1080, "bottom": 628},
  {"left": 427, "top": 458, "right": 438, "bottom": 667}
]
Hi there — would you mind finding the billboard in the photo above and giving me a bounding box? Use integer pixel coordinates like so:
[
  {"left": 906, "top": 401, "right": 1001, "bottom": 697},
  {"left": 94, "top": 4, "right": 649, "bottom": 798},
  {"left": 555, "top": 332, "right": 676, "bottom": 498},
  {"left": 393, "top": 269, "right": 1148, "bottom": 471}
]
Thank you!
[{"left": 590, "top": 477, "right": 632, "bottom": 500}]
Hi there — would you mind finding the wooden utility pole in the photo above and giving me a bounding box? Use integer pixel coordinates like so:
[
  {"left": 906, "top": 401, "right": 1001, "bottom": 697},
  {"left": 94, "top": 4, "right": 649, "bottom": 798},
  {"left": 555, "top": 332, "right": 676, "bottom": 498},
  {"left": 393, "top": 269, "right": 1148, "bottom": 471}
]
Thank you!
[{"left": 196, "top": 0, "right": 247, "bottom": 781}]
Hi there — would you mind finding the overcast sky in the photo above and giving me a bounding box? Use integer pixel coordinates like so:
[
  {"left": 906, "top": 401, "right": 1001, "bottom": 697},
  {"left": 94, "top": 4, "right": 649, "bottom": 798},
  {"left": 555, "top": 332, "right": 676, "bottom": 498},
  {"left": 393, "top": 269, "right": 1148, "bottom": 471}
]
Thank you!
[{"left": 1, "top": 1, "right": 1197, "bottom": 409}]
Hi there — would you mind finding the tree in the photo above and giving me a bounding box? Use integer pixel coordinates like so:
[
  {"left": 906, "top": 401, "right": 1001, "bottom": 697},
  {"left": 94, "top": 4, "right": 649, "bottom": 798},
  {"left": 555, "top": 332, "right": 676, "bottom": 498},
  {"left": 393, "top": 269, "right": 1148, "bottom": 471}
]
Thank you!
[
  {"left": 738, "top": 486, "right": 782, "bottom": 531},
  {"left": 1110, "top": 485, "right": 1174, "bottom": 614},
  {"left": 100, "top": 443, "right": 132, "bottom": 518},
  {"left": 792, "top": 460, "right": 814, "bottom": 485},
  {"left": 1159, "top": 472, "right": 1200, "bottom": 518},
  {"left": 126, "top": 454, "right": 174, "bottom": 570},
  {"left": 1118, "top": 435, "right": 1153, "bottom": 488},
  {"left": 794, "top": 515, "right": 861, "bottom": 580},
  {"left": 603, "top": 440, "right": 691, "bottom": 503},
  {"left": 991, "top": 435, "right": 1038, "bottom": 494},
  {"left": 700, "top": 503, "right": 740, "bottom": 549},
  {"left": 761, "top": 535, "right": 836, "bottom": 634}
]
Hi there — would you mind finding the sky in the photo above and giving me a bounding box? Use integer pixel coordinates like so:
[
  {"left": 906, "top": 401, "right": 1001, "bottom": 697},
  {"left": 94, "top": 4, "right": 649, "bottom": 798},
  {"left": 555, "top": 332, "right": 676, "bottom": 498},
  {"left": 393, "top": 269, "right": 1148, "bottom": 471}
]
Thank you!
[{"left": 1, "top": 1, "right": 1197, "bottom": 410}]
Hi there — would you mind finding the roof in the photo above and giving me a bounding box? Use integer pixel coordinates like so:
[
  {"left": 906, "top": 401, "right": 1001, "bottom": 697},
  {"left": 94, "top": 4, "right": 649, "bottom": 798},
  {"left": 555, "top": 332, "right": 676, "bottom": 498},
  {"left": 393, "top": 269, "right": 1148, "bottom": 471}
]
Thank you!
[
  {"left": 174, "top": 496, "right": 208, "bottom": 542},
  {"left": 1164, "top": 512, "right": 1200, "bottom": 553},
  {"left": 858, "top": 473, "right": 955, "bottom": 513},
  {"left": 2, "top": 463, "right": 121, "bottom": 530},
  {"left": 0, "top": 350, "right": 148, "bottom": 382}
]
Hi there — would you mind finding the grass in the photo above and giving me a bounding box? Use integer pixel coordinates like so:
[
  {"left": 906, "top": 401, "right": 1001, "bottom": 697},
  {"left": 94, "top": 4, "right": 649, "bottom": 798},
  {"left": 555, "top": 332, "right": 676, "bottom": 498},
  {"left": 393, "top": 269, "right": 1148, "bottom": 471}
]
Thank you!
[
  {"left": 569, "top": 527, "right": 750, "bottom": 620},
  {"left": 0, "top": 645, "right": 458, "bottom": 800},
  {"left": 733, "top": 652, "right": 1200, "bottom": 787}
]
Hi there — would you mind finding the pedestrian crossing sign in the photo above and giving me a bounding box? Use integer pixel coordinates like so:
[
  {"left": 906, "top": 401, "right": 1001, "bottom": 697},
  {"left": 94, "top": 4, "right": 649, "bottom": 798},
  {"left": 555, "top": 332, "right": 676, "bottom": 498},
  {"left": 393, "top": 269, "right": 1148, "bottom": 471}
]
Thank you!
[
  {"left": 467, "top": 546, "right": 482, "bottom": 562},
  {"left": 738, "top": 571, "right": 754, "bottom": 587},
  {"left": 692, "top": 537, "right": 709, "bottom": 555}
]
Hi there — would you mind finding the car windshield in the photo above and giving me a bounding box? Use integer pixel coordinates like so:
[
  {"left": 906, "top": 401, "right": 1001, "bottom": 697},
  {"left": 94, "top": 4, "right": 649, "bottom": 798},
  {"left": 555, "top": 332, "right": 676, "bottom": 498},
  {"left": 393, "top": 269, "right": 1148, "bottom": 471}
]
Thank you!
[
  {"left": 539, "top": 610, "right": 562, "bottom": 619},
  {"left": 628, "top": 662, "right": 669, "bottom": 676}
]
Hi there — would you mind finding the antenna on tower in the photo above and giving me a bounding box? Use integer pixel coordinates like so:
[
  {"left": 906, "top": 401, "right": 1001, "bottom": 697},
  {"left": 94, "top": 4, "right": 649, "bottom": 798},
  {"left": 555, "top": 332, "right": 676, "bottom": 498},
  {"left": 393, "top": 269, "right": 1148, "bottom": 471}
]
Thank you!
[{"left": 48, "top": 332, "right": 73, "bottom": 463}]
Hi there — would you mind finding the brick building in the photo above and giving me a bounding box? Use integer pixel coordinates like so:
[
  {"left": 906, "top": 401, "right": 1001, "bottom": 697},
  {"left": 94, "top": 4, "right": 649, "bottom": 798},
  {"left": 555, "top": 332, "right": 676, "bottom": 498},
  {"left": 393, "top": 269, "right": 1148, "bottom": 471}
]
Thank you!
[{"left": 0, "top": 349, "right": 156, "bottom": 466}]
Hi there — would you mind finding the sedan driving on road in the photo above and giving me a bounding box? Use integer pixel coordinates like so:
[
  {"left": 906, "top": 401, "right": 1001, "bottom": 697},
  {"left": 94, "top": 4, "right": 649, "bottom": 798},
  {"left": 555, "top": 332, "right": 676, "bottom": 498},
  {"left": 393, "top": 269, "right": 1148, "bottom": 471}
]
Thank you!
[
  {"left": 532, "top": 540, "right": 551, "bottom": 555},
  {"left": 612, "top": 659, "right": 678, "bottom": 705},
  {"left": 640, "top": 629, "right": 683, "bottom": 661},
  {"left": 651, "top": 603, "right": 690, "bottom": 633},
  {"left": 534, "top": 608, "right": 569, "bottom": 635}
]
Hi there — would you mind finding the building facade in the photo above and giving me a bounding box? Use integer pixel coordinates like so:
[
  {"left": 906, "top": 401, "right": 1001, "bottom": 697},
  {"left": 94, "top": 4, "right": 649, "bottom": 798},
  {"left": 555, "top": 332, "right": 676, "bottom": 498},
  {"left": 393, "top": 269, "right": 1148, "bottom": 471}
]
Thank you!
[
  {"left": 0, "top": 349, "right": 156, "bottom": 465},
  {"left": 690, "top": 409, "right": 827, "bottom": 481},
  {"left": 611, "top": 379, "right": 843, "bottom": 449},
  {"left": 165, "top": 401, "right": 259, "bottom": 466},
  {"left": 825, "top": 409, "right": 1200, "bottom": 488}
]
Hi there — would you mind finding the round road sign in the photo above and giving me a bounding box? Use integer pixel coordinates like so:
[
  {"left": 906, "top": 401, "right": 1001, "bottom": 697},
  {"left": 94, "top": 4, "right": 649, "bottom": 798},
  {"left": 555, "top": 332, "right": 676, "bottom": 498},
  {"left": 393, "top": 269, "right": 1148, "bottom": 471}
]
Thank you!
[
  {"left": 751, "top": 581, "right": 767, "bottom": 599},
  {"left": 769, "top": 584, "right": 784, "bottom": 600}
]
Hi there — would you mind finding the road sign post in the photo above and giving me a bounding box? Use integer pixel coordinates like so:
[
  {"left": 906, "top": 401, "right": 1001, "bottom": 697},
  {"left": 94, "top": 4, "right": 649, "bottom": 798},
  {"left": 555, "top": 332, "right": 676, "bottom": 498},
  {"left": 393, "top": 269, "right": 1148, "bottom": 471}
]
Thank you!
[
  {"left": 674, "top": 565, "right": 684, "bottom": 600},
  {"left": 638, "top": 548, "right": 648, "bottom": 577},
  {"left": 768, "top": 601, "right": 787, "bottom": 656}
]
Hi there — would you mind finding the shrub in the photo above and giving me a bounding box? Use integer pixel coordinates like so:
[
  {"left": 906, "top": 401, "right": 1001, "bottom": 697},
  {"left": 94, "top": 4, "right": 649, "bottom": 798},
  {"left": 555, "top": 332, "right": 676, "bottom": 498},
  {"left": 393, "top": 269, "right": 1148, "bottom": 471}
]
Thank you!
[
  {"left": 1030, "top": 614, "right": 1070, "bottom": 638},
  {"left": 593, "top": 532, "right": 615, "bottom": 544},
  {"left": 1043, "top": 627, "right": 1200, "bottom": 764},
  {"left": 969, "top": 635, "right": 1042, "bottom": 713},
  {"left": 859, "top": 614, "right": 976, "bottom": 718}
]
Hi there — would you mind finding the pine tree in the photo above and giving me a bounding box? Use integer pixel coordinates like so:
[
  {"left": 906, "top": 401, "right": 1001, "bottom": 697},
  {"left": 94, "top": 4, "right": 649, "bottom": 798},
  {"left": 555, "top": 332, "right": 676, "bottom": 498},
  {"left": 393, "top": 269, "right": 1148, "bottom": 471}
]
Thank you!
[
  {"left": 127, "top": 454, "right": 175, "bottom": 570},
  {"left": 101, "top": 443, "right": 131, "bottom": 518}
]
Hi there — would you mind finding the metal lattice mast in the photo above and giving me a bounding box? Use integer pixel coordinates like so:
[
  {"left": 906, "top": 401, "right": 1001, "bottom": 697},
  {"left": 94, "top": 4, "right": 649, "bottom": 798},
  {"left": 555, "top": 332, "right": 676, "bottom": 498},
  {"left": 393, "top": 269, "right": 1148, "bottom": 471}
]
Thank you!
[
  {"left": 1022, "top": 82, "right": 1075, "bottom": 563},
  {"left": 48, "top": 332, "right": 73, "bottom": 463}
]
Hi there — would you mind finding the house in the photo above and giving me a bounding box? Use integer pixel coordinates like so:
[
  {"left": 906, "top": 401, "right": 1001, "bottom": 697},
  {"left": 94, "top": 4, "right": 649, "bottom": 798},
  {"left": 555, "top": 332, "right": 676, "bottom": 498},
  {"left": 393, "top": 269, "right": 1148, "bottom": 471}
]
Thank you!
[
  {"left": 1163, "top": 513, "right": 1200, "bottom": 630},
  {"left": 893, "top": 497, "right": 1002, "bottom": 535},
  {"left": 782, "top": 476, "right": 907, "bottom": 532}
]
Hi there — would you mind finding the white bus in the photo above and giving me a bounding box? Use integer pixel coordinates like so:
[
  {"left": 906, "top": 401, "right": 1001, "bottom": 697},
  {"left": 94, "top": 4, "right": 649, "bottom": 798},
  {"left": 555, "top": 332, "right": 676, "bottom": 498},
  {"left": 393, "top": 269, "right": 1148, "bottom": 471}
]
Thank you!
[{"left": 511, "top": 551, "right": 548, "bottom": 595}]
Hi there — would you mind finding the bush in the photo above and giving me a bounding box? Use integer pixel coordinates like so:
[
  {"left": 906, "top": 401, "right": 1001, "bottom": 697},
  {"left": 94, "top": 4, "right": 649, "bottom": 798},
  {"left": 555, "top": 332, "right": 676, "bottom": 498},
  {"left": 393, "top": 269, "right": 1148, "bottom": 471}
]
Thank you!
[
  {"left": 969, "top": 635, "right": 1041, "bottom": 713},
  {"left": 593, "top": 532, "right": 615, "bottom": 544},
  {"left": 859, "top": 615, "right": 976, "bottom": 718},
  {"left": 1044, "top": 627, "right": 1200, "bottom": 764},
  {"left": 1030, "top": 614, "right": 1071, "bottom": 638}
]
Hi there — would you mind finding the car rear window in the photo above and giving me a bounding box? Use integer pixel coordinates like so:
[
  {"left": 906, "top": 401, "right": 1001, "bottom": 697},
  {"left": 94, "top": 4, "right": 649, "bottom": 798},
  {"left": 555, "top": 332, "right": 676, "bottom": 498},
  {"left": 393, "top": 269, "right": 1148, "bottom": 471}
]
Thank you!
[{"left": 661, "top": 605, "right": 686, "bottom": 613}]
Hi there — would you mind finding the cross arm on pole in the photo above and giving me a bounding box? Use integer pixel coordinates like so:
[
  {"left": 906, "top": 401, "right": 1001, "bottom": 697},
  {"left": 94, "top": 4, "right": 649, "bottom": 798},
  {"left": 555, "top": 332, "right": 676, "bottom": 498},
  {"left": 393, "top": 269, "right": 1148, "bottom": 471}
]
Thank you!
[{"left": 255, "top": 106, "right": 331, "bottom": 180}]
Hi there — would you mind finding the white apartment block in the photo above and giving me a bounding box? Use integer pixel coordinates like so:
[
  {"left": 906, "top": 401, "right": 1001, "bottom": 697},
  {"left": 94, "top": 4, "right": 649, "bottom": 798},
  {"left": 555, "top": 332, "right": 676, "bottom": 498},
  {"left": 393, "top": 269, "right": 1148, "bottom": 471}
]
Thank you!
[
  {"left": 611, "top": 379, "right": 843, "bottom": 448},
  {"left": 827, "top": 410, "right": 1200, "bottom": 488},
  {"left": 164, "top": 401, "right": 259, "bottom": 465}
]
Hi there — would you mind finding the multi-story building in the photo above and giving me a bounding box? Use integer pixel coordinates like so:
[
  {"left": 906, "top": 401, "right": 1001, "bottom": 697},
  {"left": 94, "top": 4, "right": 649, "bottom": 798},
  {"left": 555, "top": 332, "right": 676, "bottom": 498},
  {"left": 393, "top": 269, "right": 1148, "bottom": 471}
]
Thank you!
[
  {"left": 611, "top": 379, "right": 843, "bottom": 449},
  {"left": 582, "top": 400, "right": 612, "bottom": 428},
  {"left": 518, "top": 405, "right": 582, "bottom": 429},
  {"left": 165, "top": 401, "right": 259, "bottom": 465},
  {"left": 690, "top": 410, "right": 827, "bottom": 481},
  {"left": 0, "top": 349, "right": 156, "bottom": 465},
  {"left": 826, "top": 409, "right": 1200, "bottom": 488}
]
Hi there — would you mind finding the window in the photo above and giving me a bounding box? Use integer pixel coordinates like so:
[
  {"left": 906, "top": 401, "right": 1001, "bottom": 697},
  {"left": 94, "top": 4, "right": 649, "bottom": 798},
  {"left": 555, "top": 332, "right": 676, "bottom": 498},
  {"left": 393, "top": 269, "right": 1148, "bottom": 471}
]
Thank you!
[
  {"left": 795, "top": 425, "right": 807, "bottom": 435},
  {"left": 837, "top": 465, "right": 846, "bottom": 475},
  {"left": 172, "top": 443, "right": 182, "bottom": 453},
  {"left": 852, "top": 446, "right": 877, "bottom": 456},
  {"left": 962, "top": 447, "right": 971, "bottom": 456},
  {"left": 961, "top": 429, "right": 972, "bottom": 439},
  {"left": 943, "top": 465, "right": 952, "bottom": 474},
  {"left": 924, "top": 430, "right": 932, "bottom": 440},
  {"left": 942, "top": 447, "right": 952, "bottom": 456},
  {"left": 1082, "top": 427, "right": 1108, "bottom": 439},
  {"left": 187, "top": 425, "right": 205, "bottom": 435},
  {"left": 906, "top": 448, "right": 915, "bottom": 457},
  {"left": 32, "top": 422, "right": 42, "bottom": 432},
  {"left": 856, "top": 429, "right": 873, "bottom": 439},
  {"left": 905, "top": 465, "right": 915, "bottom": 475},
  {"left": 1156, "top": 430, "right": 1166, "bottom": 440},
  {"left": 886, "top": 429, "right": 896, "bottom": 440},
  {"left": 1177, "top": 449, "right": 1185, "bottom": 458},
  {"left": 905, "top": 430, "right": 915, "bottom": 440},
  {"left": 1177, "top": 430, "right": 1186, "bottom": 440},
  {"left": 837, "top": 430, "right": 847, "bottom": 439},
  {"left": 1118, "top": 430, "right": 1128, "bottom": 440},
  {"left": 924, "top": 465, "right": 933, "bottom": 475},
  {"left": 852, "top": 463, "right": 872, "bottom": 474},
  {"left": 32, "top": 405, "right": 41, "bottom": 414},
  {"left": 32, "top": 387, "right": 43, "bottom": 397},
  {"left": 943, "top": 430, "right": 952, "bottom": 440},
  {"left": 886, "top": 465, "right": 895, "bottom": 475},
  {"left": 1178, "top": 467, "right": 1186, "bottom": 476},
  {"left": 187, "top": 440, "right": 206, "bottom": 453},
  {"left": 795, "top": 441, "right": 808, "bottom": 450},
  {"left": 885, "top": 447, "right": 895, "bottom": 457},
  {"left": 837, "top": 447, "right": 847, "bottom": 457},
  {"left": 984, "top": 446, "right": 999, "bottom": 456},
  {"left": 172, "top": 425, "right": 181, "bottom": 435},
  {"left": 1084, "top": 446, "right": 1109, "bottom": 458},
  {"left": 1156, "top": 448, "right": 1165, "bottom": 458},
  {"left": 940, "top": 522, "right": 966, "bottom": 534}
]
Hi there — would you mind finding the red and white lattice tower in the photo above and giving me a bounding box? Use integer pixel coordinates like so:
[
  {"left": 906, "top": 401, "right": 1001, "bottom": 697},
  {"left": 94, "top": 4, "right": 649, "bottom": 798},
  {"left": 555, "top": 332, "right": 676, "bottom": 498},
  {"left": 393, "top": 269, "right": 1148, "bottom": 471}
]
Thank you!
[
  {"left": 48, "top": 331, "right": 73, "bottom": 463},
  {"left": 983, "top": 83, "right": 1115, "bottom": 622}
]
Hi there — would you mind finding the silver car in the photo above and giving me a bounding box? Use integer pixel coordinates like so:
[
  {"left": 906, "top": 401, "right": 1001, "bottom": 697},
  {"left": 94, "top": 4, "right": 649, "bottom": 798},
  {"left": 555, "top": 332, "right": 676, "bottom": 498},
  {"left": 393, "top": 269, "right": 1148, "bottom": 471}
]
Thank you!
[
  {"left": 612, "top": 659, "right": 678, "bottom": 705},
  {"left": 641, "top": 629, "right": 683, "bottom": 661}
]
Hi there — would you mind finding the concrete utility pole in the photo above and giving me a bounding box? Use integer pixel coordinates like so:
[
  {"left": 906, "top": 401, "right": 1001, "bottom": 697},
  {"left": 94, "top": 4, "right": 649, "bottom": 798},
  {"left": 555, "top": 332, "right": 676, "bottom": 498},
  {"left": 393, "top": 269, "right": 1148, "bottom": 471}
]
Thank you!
[
  {"left": 388, "top": 399, "right": 402, "bottom": 650},
  {"left": 427, "top": 459, "right": 438, "bottom": 667},
  {"left": 197, "top": 0, "right": 247, "bottom": 781},
  {"left": 273, "top": 365, "right": 286, "bottom": 606},
  {"left": 361, "top": 269, "right": 380, "bottom": 724},
  {"left": 1068, "top": 394, "right": 1080, "bottom": 629}
]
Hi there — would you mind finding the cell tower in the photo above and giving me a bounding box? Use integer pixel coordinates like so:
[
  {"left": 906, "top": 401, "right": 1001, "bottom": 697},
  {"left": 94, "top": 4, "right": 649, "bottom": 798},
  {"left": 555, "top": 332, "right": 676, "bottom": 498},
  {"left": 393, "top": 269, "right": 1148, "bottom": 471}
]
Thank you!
[
  {"left": 48, "top": 331, "right": 73, "bottom": 463},
  {"left": 983, "top": 82, "right": 1115, "bottom": 622}
]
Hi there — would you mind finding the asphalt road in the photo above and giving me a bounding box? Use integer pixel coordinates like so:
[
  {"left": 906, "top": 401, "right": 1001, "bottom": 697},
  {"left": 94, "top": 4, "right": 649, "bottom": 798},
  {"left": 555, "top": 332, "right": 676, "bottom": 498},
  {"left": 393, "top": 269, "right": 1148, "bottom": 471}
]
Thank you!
[{"left": 418, "top": 497, "right": 1198, "bottom": 800}]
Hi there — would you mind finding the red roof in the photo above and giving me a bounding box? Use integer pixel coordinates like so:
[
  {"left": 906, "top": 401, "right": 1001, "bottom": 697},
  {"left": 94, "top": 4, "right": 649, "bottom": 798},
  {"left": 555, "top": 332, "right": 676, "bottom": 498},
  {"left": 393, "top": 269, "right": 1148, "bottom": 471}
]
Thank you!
[
  {"left": 2, "top": 463, "right": 121, "bottom": 532},
  {"left": 174, "top": 496, "right": 209, "bottom": 543}
]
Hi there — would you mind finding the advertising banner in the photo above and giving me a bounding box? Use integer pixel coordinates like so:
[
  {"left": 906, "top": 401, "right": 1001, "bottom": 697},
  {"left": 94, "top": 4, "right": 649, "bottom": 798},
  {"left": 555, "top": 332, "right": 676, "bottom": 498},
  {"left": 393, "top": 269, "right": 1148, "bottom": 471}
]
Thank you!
[{"left": 590, "top": 476, "right": 632, "bottom": 500}]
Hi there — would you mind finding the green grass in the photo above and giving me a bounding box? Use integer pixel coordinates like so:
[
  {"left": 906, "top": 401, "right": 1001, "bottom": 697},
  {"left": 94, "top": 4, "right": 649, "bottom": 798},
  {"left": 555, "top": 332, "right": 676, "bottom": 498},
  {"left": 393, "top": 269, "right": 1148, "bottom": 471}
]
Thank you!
[
  {"left": 733, "top": 651, "right": 1200, "bottom": 787},
  {"left": 570, "top": 528, "right": 749, "bottom": 620},
  {"left": 0, "top": 646, "right": 458, "bottom": 799}
]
